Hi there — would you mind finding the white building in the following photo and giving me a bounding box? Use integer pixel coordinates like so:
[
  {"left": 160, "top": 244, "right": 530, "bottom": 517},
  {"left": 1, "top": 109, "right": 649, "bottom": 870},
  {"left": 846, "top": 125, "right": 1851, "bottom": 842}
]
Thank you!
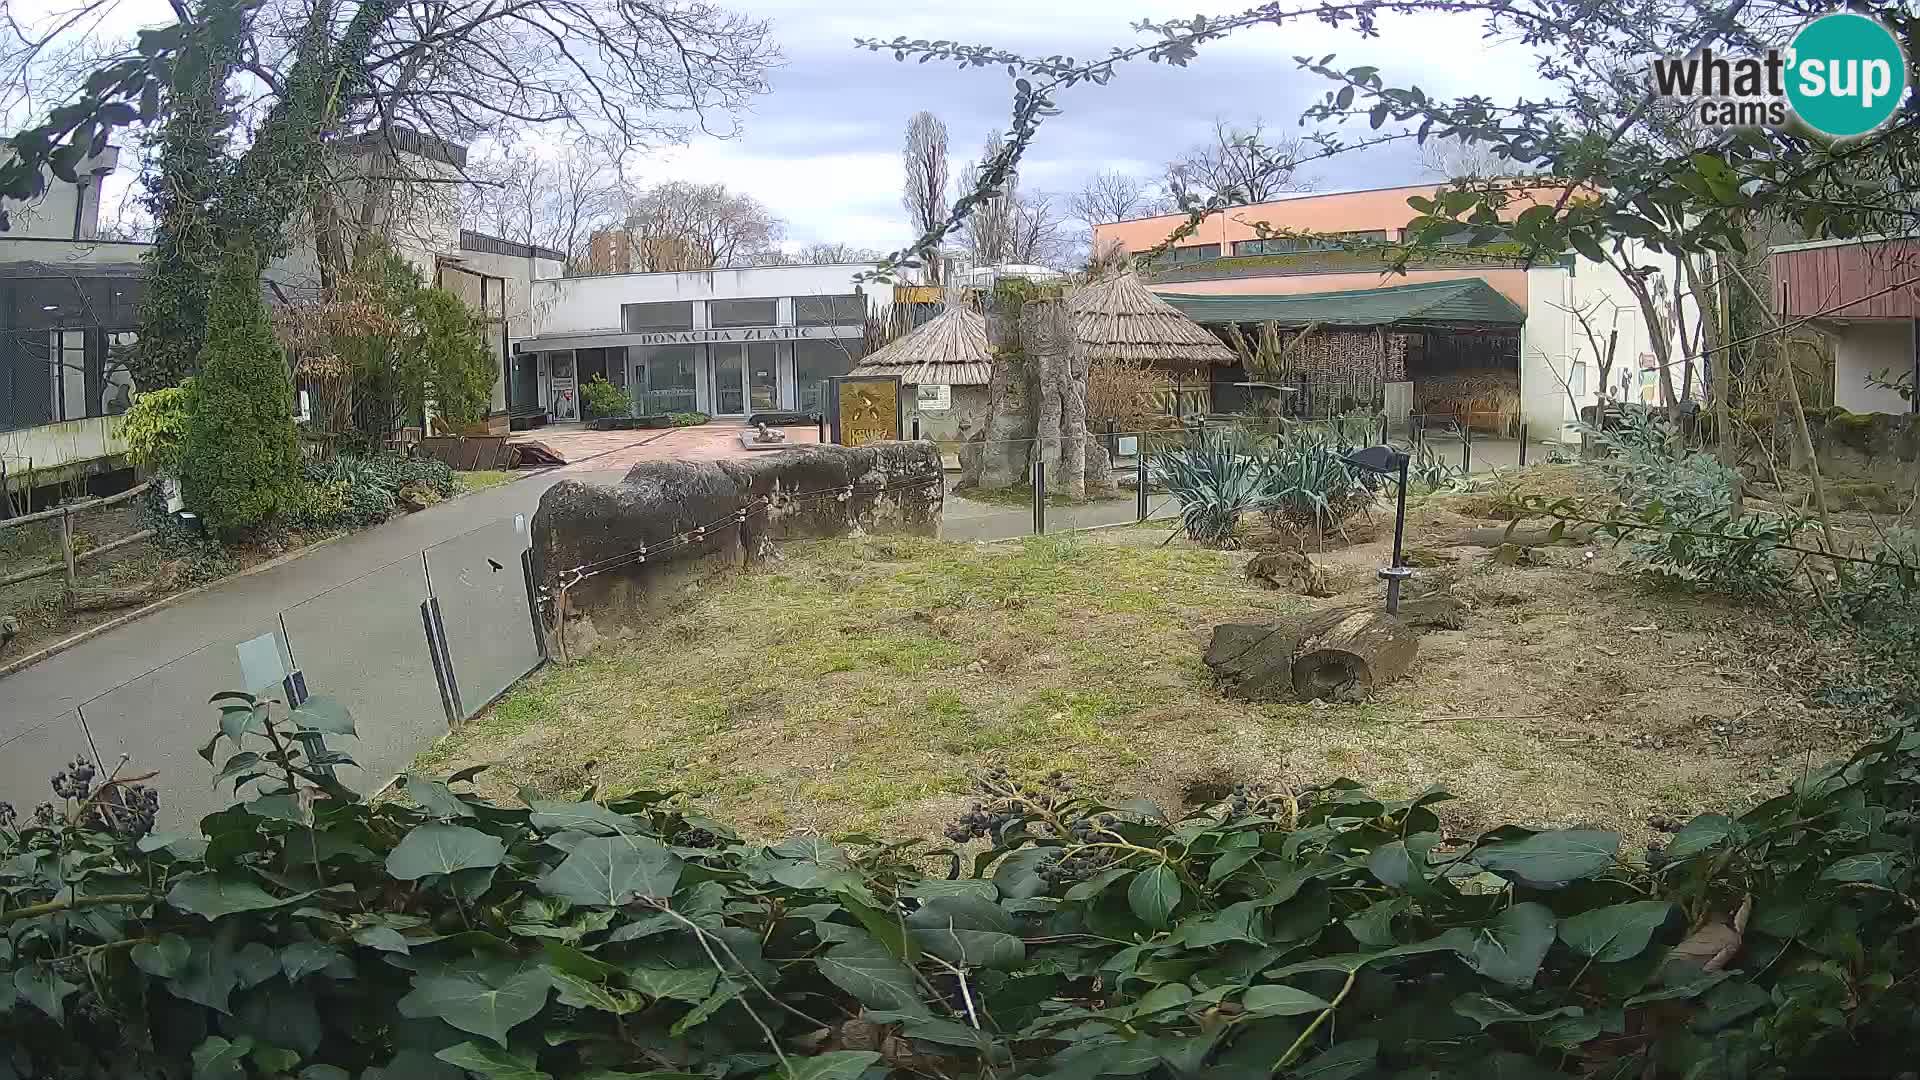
[{"left": 519, "top": 264, "right": 884, "bottom": 422}]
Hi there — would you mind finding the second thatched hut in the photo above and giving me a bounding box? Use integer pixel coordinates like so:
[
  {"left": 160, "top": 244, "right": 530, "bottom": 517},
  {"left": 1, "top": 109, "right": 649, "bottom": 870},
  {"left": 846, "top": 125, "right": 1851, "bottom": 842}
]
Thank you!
[{"left": 847, "top": 305, "right": 992, "bottom": 446}]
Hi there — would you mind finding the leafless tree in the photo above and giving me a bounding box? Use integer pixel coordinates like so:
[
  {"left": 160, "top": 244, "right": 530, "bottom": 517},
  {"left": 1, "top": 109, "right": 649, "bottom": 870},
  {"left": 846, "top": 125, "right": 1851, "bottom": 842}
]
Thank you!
[
  {"left": 1415, "top": 136, "right": 1524, "bottom": 181},
  {"left": 1008, "top": 193, "right": 1068, "bottom": 268},
  {"left": 460, "top": 146, "right": 631, "bottom": 273},
  {"left": 958, "top": 130, "right": 1019, "bottom": 266},
  {"left": 900, "top": 110, "right": 948, "bottom": 283},
  {"left": 788, "top": 241, "right": 883, "bottom": 264},
  {"left": 1163, "top": 117, "right": 1314, "bottom": 205},
  {"left": 615, "top": 180, "right": 785, "bottom": 271},
  {"left": 1068, "top": 170, "right": 1166, "bottom": 233}
]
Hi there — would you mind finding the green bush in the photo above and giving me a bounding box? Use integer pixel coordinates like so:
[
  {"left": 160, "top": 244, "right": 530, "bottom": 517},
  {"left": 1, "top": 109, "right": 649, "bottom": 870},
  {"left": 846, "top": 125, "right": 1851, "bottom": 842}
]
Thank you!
[
  {"left": 3, "top": 693, "right": 1920, "bottom": 1079},
  {"left": 178, "top": 247, "right": 301, "bottom": 537},
  {"left": 415, "top": 286, "right": 499, "bottom": 427},
  {"left": 292, "top": 452, "right": 456, "bottom": 530},
  {"left": 116, "top": 380, "right": 195, "bottom": 475},
  {"left": 581, "top": 375, "right": 633, "bottom": 419},
  {"left": 670, "top": 410, "right": 710, "bottom": 427},
  {"left": 1150, "top": 425, "right": 1377, "bottom": 546}
]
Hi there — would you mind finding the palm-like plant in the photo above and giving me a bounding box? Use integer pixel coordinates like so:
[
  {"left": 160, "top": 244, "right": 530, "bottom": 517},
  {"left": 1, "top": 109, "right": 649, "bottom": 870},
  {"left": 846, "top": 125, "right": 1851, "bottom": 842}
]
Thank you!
[
  {"left": 1260, "top": 426, "right": 1380, "bottom": 538},
  {"left": 1149, "top": 427, "right": 1277, "bottom": 546}
]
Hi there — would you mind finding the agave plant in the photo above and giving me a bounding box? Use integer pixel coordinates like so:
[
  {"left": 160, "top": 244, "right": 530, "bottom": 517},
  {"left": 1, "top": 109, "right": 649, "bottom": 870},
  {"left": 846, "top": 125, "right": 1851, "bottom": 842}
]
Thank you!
[
  {"left": 1258, "top": 427, "right": 1380, "bottom": 539},
  {"left": 1149, "top": 426, "right": 1277, "bottom": 546}
]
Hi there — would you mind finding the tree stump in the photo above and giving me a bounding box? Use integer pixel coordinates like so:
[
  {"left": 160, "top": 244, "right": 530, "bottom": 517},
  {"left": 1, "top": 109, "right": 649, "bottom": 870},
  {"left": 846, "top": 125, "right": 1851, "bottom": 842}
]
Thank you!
[
  {"left": 1246, "top": 550, "right": 1333, "bottom": 596},
  {"left": 1204, "top": 607, "right": 1420, "bottom": 703}
]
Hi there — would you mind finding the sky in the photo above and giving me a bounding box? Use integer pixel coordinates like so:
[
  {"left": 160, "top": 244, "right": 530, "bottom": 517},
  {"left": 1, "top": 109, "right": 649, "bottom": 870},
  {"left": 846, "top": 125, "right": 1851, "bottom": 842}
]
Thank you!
[
  {"left": 61, "top": 0, "right": 1559, "bottom": 251},
  {"left": 643, "top": 0, "right": 1557, "bottom": 251}
]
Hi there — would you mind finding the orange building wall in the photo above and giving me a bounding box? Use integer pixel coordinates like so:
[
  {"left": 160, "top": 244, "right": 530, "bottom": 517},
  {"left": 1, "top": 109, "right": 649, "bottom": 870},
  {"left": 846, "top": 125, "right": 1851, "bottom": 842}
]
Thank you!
[
  {"left": 1093, "top": 182, "right": 1574, "bottom": 256},
  {"left": 1150, "top": 267, "right": 1530, "bottom": 307}
]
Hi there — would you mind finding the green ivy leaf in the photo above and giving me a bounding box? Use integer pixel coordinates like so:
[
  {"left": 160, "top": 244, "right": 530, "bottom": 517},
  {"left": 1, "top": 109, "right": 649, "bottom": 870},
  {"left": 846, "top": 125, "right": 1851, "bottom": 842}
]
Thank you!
[
  {"left": 132, "top": 934, "right": 193, "bottom": 978},
  {"left": 434, "top": 1041, "right": 551, "bottom": 1080},
  {"left": 190, "top": 1035, "right": 254, "bottom": 1080},
  {"left": 906, "top": 896, "right": 1025, "bottom": 969},
  {"left": 398, "top": 965, "right": 551, "bottom": 1047},
  {"left": 1242, "top": 983, "right": 1331, "bottom": 1016},
  {"left": 386, "top": 824, "right": 508, "bottom": 881},
  {"left": 669, "top": 981, "right": 742, "bottom": 1036},
  {"left": 1437, "top": 903, "right": 1557, "bottom": 987},
  {"left": 402, "top": 776, "right": 477, "bottom": 819},
  {"left": 281, "top": 940, "right": 345, "bottom": 981},
  {"left": 547, "top": 970, "right": 644, "bottom": 1015},
  {"left": 1474, "top": 831, "right": 1619, "bottom": 887},
  {"left": 528, "top": 801, "right": 647, "bottom": 836},
  {"left": 1292, "top": 1037, "right": 1376, "bottom": 1080},
  {"left": 1127, "top": 864, "right": 1181, "bottom": 929},
  {"left": 815, "top": 930, "right": 924, "bottom": 1013},
  {"left": 1557, "top": 901, "right": 1674, "bottom": 962},
  {"left": 774, "top": 1051, "right": 882, "bottom": 1080},
  {"left": 1823, "top": 852, "right": 1902, "bottom": 887},
  {"left": 13, "top": 966, "right": 78, "bottom": 1024},
  {"left": 354, "top": 927, "right": 412, "bottom": 954},
  {"left": 538, "top": 837, "right": 682, "bottom": 906},
  {"left": 290, "top": 695, "right": 354, "bottom": 735},
  {"left": 167, "top": 873, "right": 313, "bottom": 920},
  {"left": 1666, "top": 815, "right": 1733, "bottom": 860},
  {"left": 626, "top": 965, "right": 719, "bottom": 1004},
  {"left": 1451, "top": 993, "right": 1582, "bottom": 1028}
]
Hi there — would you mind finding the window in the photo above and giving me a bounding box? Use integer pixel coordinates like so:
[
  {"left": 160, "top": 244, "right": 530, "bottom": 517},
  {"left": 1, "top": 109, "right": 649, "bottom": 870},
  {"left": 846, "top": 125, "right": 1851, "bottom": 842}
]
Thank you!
[
  {"left": 794, "top": 339, "right": 859, "bottom": 414},
  {"left": 794, "top": 294, "right": 866, "bottom": 327},
  {"left": 1231, "top": 231, "right": 1389, "bottom": 256},
  {"left": 707, "top": 298, "right": 778, "bottom": 328},
  {"left": 1167, "top": 244, "right": 1220, "bottom": 264},
  {"left": 50, "top": 330, "right": 86, "bottom": 421},
  {"left": 622, "top": 302, "right": 694, "bottom": 333},
  {"left": 1570, "top": 362, "right": 1589, "bottom": 399},
  {"left": 628, "top": 345, "right": 697, "bottom": 416}
]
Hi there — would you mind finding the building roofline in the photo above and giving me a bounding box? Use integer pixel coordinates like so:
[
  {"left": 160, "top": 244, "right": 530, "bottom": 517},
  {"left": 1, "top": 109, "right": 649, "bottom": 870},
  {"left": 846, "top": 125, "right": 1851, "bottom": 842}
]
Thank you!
[
  {"left": 1768, "top": 232, "right": 1920, "bottom": 255},
  {"left": 536, "top": 262, "right": 882, "bottom": 285},
  {"left": 1095, "top": 179, "right": 1561, "bottom": 230}
]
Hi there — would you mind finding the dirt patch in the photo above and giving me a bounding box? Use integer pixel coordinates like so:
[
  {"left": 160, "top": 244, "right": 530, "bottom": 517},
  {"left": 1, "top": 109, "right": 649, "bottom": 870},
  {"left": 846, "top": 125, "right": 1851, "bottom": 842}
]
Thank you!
[{"left": 426, "top": 473, "right": 1857, "bottom": 855}]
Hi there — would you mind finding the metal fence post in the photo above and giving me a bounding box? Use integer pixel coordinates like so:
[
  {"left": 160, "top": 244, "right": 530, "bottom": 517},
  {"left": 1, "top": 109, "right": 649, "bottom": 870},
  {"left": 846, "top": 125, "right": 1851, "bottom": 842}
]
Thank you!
[
  {"left": 59, "top": 507, "right": 76, "bottom": 587},
  {"left": 912, "top": 415, "right": 921, "bottom": 441},
  {"left": 1136, "top": 454, "right": 1148, "bottom": 522},
  {"left": 521, "top": 549, "right": 547, "bottom": 662},
  {"left": 1033, "top": 457, "right": 1047, "bottom": 535},
  {"left": 1518, "top": 423, "right": 1529, "bottom": 467},
  {"left": 1461, "top": 421, "right": 1473, "bottom": 474},
  {"left": 816, "top": 414, "right": 827, "bottom": 445}
]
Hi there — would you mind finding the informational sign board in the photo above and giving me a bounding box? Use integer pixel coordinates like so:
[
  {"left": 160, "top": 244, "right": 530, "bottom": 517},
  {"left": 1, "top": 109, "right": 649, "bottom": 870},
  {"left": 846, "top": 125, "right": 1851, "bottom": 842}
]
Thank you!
[
  {"left": 828, "top": 375, "right": 903, "bottom": 447},
  {"left": 916, "top": 384, "right": 952, "bottom": 412}
]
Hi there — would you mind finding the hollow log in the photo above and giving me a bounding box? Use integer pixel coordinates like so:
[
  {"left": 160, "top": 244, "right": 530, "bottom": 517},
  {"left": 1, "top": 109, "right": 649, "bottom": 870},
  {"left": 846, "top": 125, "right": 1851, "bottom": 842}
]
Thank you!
[
  {"left": 1290, "top": 608, "right": 1419, "bottom": 703},
  {"left": 1204, "top": 605, "right": 1424, "bottom": 703}
]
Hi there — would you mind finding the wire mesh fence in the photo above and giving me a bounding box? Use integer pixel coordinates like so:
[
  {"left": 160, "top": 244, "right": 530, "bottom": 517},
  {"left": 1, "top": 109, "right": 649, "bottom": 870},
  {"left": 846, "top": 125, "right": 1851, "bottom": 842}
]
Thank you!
[{"left": 0, "top": 514, "right": 543, "bottom": 827}]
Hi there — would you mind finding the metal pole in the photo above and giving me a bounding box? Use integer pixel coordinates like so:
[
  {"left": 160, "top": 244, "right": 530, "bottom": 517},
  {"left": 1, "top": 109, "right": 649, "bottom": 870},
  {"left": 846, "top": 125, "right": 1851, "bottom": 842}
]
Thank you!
[
  {"left": 1039, "top": 457, "right": 1049, "bottom": 535},
  {"left": 912, "top": 415, "right": 921, "bottom": 441},
  {"left": 1379, "top": 413, "right": 1388, "bottom": 446},
  {"left": 1518, "top": 423, "right": 1529, "bottom": 467},
  {"left": 1387, "top": 454, "right": 1410, "bottom": 615},
  {"left": 1136, "top": 453, "right": 1148, "bottom": 522},
  {"left": 1461, "top": 420, "right": 1472, "bottom": 474},
  {"left": 59, "top": 507, "right": 76, "bottom": 587},
  {"left": 817, "top": 414, "right": 826, "bottom": 445},
  {"left": 1413, "top": 414, "right": 1424, "bottom": 451}
]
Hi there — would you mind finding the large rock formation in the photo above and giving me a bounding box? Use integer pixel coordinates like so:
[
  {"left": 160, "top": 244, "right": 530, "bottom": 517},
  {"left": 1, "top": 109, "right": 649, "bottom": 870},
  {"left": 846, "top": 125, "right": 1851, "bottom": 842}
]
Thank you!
[{"left": 532, "top": 441, "right": 943, "bottom": 625}]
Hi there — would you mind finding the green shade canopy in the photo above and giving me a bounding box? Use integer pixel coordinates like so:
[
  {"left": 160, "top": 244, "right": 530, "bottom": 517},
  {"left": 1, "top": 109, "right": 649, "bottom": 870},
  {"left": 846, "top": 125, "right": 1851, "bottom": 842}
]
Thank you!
[{"left": 1158, "top": 278, "right": 1526, "bottom": 329}]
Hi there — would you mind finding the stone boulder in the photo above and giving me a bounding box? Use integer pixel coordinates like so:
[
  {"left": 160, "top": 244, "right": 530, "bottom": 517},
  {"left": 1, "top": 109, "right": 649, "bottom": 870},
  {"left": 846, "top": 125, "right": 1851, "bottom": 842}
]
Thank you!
[{"left": 531, "top": 441, "right": 944, "bottom": 628}]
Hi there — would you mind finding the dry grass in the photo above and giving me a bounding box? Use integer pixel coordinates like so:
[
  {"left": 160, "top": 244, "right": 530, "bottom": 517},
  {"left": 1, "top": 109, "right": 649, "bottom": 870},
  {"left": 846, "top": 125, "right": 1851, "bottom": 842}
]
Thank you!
[{"left": 423, "top": 480, "right": 1861, "bottom": 852}]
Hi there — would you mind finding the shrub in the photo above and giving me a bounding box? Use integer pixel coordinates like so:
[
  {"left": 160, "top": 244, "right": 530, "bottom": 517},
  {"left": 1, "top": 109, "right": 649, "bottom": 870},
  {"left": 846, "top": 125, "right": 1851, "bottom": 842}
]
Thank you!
[
  {"left": 116, "top": 380, "right": 194, "bottom": 475},
  {"left": 179, "top": 247, "right": 301, "bottom": 536},
  {"left": 291, "top": 452, "right": 455, "bottom": 530},
  {"left": 1086, "top": 358, "right": 1172, "bottom": 428},
  {"left": 670, "top": 410, "right": 710, "bottom": 426},
  {"left": 3, "top": 692, "right": 1920, "bottom": 1078},
  {"left": 1149, "top": 426, "right": 1275, "bottom": 545},
  {"left": 1260, "top": 424, "right": 1379, "bottom": 537},
  {"left": 581, "top": 374, "right": 633, "bottom": 419}
]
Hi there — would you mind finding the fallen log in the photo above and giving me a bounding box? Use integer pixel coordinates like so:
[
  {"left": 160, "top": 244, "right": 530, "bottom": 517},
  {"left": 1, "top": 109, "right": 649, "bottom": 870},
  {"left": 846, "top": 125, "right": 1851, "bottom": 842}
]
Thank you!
[
  {"left": 65, "top": 577, "right": 176, "bottom": 613},
  {"left": 1439, "top": 523, "right": 1595, "bottom": 548},
  {"left": 1204, "top": 604, "right": 1424, "bottom": 703}
]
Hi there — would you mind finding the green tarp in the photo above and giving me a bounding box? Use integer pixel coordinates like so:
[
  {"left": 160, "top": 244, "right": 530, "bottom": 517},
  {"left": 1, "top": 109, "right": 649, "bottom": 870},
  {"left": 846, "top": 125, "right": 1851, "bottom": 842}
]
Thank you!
[{"left": 1159, "top": 278, "right": 1526, "bottom": 328}]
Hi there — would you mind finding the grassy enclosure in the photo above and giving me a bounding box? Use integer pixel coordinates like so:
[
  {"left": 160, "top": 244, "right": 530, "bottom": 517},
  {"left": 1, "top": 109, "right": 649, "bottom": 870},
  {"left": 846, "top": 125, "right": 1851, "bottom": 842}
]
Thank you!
[{"left": 424, "top": 466, "right": 1855, "bottom": 852}]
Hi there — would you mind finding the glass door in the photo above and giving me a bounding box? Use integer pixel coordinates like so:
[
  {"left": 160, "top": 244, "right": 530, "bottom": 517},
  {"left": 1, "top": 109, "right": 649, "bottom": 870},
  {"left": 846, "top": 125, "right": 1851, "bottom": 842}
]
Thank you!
[
  {"left": 747, "top": 343, "right": 779, "bottom": 414},
  {"left": 712, "top": 345, "right": 745, "bottom": 415},
  {"left": 548, "top": 351, "right": 578, "bottom": 421}
]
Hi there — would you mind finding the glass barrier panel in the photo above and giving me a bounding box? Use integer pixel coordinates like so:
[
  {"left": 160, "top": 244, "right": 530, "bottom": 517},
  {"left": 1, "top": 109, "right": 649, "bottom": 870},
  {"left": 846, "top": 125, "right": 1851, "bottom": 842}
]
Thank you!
[
  {"left": 79, "top": 625, "right": 288, "bottom": 827},
  {"left": 425, "top": 518, "right": 541, "bottom": 721},
  {"left": 282, "top": 554, "right": 442, "bottom": 794}
]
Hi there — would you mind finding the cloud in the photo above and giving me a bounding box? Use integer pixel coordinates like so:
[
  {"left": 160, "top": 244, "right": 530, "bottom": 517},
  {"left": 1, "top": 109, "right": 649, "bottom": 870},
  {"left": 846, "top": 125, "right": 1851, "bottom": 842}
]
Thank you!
[{"left": 639, "top": 0, "right": 1556, "bottom": 251}]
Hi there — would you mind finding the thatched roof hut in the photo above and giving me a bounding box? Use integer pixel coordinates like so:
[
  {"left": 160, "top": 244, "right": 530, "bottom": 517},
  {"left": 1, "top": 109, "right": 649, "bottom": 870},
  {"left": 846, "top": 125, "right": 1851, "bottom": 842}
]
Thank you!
[
  {"left": 848, "top": 306, "right": 992, "bottom": 386},
  {"left": 1069, "top": 270, "right": 1235, "bottom": 367}
]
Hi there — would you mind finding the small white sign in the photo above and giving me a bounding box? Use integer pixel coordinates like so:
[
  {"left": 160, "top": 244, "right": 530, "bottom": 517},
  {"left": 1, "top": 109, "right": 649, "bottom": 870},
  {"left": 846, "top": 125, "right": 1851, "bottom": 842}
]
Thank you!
[
  {"left": 916, "top": 384, "right": 952, "bottom": 412},
  {"left": 1117, "top": 435, "right": 1139, "bottom": 458}
]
